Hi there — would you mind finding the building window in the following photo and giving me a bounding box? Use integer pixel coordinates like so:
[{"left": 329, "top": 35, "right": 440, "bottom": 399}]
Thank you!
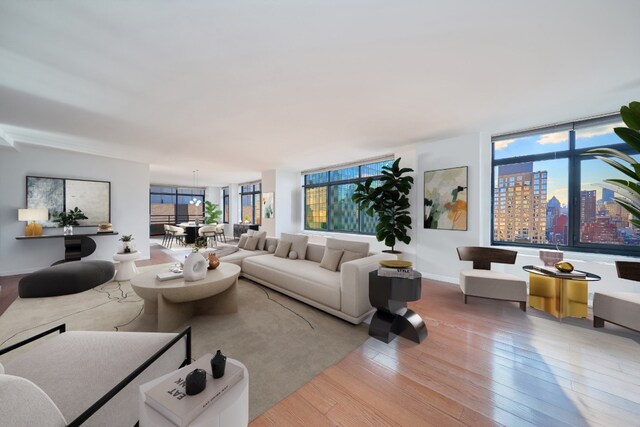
[
  {"left": 492, "top": 114, "right": 639, "bottom": 255},
  {"left": 303, "top": 158, "right": 392, "bottom": 234},
  {"left": 222, "top": 187, "right": 229, "bottom": 224},
  {"left": 239, "top": 182, "right": 261, "bottom": 225}
]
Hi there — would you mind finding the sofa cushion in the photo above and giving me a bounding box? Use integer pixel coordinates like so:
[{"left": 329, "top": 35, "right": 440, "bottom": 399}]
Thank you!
[
  {"left": 338, "top": 250, "right": 366, "bottom": 271},
  {"left": 289, "top": 251, "right": 298, "bottom": 259},
  {"left": 305, "top": 243, "right": 325, "bottom": 263},
  {"left": 237, "top": 234, "right": 248, "bottom": 249},
  {"left": 0, "top": 374, "right": 66, "bottom": 427},
  {"left": 243, "top": 255, "right": 340, "bottom": 309},
  {"left": 320, "top": 247, "right": 344, "bottom": 272},
  {"left": 274, "top": 241, "right": 292, "bottom": 258},
  {"left": 245, "top": 236, "right": 259, "bottom": 251},
  {"left": 253, "top": 231, "right": 268, "bottom": 250},
  {"left": 267, "top": 245, "right": 276, "bottom": 253},
  {"left": 281, "top": 233, "right": 309, "bottom": 260},
  {"left": 326, "top": 237, "right": 369, "bottom": 256}
]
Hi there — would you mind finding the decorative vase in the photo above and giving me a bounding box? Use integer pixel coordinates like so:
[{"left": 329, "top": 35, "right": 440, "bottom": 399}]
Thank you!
[
  {"left": 208, "top": 253, "right": 220, "bottom": 270},
  {"left": 539, "top": 249, "right": 563, "bottom": 267},
  {"left": 183, "top": 251, "right": 208, "bottom": 281},
  {"left": 63, "top": 225, "right": 73, "bottom": 235}
]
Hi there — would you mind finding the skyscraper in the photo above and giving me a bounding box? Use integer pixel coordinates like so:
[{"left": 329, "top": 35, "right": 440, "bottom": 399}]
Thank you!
[
  {"left": 494, "top": 163, "right": 547, "bottom": 243},
  {"left": 581, "top": 190, "right": 597, "bottom": 225},
  {"left": 602, "top": 188, "right": 615, "bottom": 203}
]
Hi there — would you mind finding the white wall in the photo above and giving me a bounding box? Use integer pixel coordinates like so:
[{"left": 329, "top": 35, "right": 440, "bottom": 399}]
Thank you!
[
  {"left": 0, "top": 145, "right": 150, "bottom": 275},
  {"left": 261, "top": 169, "right": 303, "bottom": 237},
  {"left": 415, "top": 134, "right": 483, "bottom": 281}
]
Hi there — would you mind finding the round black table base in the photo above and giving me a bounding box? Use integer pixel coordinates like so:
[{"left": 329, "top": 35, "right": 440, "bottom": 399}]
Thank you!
[{"left": 369, "top": 307, "right": 428, "bottom": 344}]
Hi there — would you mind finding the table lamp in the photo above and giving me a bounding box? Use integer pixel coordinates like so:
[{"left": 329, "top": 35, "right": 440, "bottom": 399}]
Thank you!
[{"left": 18, "top": 208, "right": 49, "bottom": 236}]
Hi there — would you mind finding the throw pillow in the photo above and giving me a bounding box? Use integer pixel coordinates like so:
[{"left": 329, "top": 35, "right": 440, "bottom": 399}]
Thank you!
[
  {"left": 237, "top": 234, "right": 248, "bottom": 249},
  {"left": 267, "top": 245, "right": 276, "bottom": 253},
  {"left": 338, "top": 250, "right": 366, "bottom": 271},
  {"left": 247, "top": 229, "right": 256, "bottom": 236},
  {"left": 289, "top": 251, "right": 298, "bottom": 259},
  {"left": 253, "top": 231, "right": 267, "bottom": 250},
  {"left": 274, "top": 241, "right": 292, "bottom": 258},
  {"left": 244, "top": 236, "right": 259, "bottom": 251},
  {"left": 326, "top": 237, "right": 369, "bottom": 256},
  {"left": 280, "top": 233, "right": 309, "bottom": 260},
  {"left": 319, "top": 247, "right": 344, "bottom": 272}
]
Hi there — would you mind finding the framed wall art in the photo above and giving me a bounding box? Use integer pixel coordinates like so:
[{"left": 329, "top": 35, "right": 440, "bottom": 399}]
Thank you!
[
  {"left": 423, "top": 166, "right": 468, "bottom": 230},
  {"left": 262, "top": 192, "right": 274, "bottom": 219},
  {"left": 26, "top": 176, "right": 111, "bottom": 227}
]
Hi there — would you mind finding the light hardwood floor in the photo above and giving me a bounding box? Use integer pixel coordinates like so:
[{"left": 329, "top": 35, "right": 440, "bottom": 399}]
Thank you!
[{"left": 251, "top": 280, "right": 640, "bottom": 427}]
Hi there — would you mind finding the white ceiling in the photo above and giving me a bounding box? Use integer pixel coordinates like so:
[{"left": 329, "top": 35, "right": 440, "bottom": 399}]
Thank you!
[{"left": 1, "top": 0, "right": 640, "bottom": 186}]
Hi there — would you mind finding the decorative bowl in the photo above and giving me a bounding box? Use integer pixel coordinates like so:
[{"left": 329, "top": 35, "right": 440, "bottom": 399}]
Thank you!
[
  {"left": 554, "top": 261, "right": 574, "bottom": 273},
  {"left": 379, "top": 260, "right": 413, "bottom": 268}
]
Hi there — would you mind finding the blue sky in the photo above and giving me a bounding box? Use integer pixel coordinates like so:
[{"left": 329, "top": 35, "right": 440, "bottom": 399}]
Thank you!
[{"left": 494, "top": 122, "right": 630, "bottom": 205}]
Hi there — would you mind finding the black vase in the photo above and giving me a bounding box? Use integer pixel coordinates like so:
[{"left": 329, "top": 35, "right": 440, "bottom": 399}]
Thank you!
[
  {"left": 211, "top": 350, "right": 226, "bottom": 379},
  {"left": 185, "top": 368, "right": 207, "bottom": 395}
]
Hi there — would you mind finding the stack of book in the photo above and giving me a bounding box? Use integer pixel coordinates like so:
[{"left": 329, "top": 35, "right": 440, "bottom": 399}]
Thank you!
[
  {"left": 533, "top": 265, "right": 587, "bottom": 278},
  {"left": 378, "top": 266, "right": 413, "bottom": 278},
  {"left": 144, "top": 353, "right": 244, "bottom": 426}
]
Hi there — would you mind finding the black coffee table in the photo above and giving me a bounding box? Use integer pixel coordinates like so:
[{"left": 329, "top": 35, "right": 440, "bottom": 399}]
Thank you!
[{"left": 368, "top": 270, "right": 427, "bottom": 344}]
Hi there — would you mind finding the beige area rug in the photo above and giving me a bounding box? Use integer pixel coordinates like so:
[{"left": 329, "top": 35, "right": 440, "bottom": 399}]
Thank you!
[{"left": 0, "top": 267, "right": 369, "bottom": 420}]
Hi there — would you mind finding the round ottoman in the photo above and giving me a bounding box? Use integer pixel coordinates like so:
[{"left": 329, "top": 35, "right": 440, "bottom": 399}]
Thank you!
[{"left": 19, "top": 260, "right": 115, "bottom": 298}]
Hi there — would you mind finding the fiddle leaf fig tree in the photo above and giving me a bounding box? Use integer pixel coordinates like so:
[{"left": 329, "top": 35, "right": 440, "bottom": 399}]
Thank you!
[
  {"left": 352, "top": 158, "right": 414, "bottom": 253},
  {"left": 585, "top": 101, "right": 640, "bottom": 228},
  {"left": 204, "top": 201, "right": 222, "bottom": 224}
]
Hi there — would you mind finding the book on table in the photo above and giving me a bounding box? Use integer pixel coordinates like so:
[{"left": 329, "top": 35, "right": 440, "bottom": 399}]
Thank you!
[
  {"left": 144, "top": 353, "right": 244, "bottom": 426},
  {"left": 533, "top": 265, "right": 587, "bottom": 278},
  {"left": 377, "top": 266, "right": 413, "bottom": 278}
]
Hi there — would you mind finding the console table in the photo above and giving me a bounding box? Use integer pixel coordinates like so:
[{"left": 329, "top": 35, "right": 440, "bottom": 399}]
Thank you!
[
  {"left": 16, "top": 232, "right": 118, "bottom": 264},
  {"left": 233, "top": 224, "right": 259, "bottom": 238},
  {"left": 368, "top": 270, "right": 427, "bottom": 344}
]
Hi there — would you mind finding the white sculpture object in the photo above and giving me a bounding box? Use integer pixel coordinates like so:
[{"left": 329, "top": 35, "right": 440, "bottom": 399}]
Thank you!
[{"left": 183, "top": 251, "right": 208, "bottom": 281}]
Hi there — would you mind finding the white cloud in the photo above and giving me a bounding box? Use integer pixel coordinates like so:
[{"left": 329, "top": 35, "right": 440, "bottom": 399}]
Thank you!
[
  {"left": 538, "top": 131, "right": 568, "bottom": 145},
  {"left": 494, "top": 138, "right": 515, "bottom": 150},
  {"left": 577, "top": 123, "right": 621, "bottom": 139}
]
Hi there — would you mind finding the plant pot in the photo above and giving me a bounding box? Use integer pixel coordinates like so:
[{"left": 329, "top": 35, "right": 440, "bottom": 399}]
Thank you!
[{"left": 63, "top": 225, "right": 73, "bottom": 235}]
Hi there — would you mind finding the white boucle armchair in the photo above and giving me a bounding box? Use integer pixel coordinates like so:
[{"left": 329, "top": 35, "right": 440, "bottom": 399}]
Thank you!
[{"left": 0, "top": 324, "right": 190, "bottom": 427}]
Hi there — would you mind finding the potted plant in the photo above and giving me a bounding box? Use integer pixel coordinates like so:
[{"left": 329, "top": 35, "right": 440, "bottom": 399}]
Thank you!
[
  {"left": 119, "top": 234, "right": 134, "bottom": 253},
  {"left": 204, "top": 201, "right": 222, "bottom": 224},
  {"left": 51, "top": 207, "right": 88, "bottom": 235},
  {"left": 352, "top": 158, "right": 414, "bottom": 253},
  {"left": 585, "top": 101, "right": 640, "bottom": 228}
]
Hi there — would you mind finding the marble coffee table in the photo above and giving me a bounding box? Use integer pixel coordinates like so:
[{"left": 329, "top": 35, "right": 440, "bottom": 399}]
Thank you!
[{"left": 130, "top": 262, "right": 241, "bottom": 331}]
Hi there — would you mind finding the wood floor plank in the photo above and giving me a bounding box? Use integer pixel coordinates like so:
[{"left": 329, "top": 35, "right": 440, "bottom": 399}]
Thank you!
[{"left": 245, "top": 279, "right": 640, "bottom": 427}]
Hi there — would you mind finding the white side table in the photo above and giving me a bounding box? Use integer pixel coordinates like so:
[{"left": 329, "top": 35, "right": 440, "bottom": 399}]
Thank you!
[
  {"left": 113, "top": 251, "right": 140, "bottom": 281},
  {"left": 138, "top": 358, "right": 249, "bottom": 427}
]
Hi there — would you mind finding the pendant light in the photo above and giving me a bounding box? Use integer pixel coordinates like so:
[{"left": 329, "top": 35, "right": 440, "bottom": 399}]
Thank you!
[{"left": 189, "top": 170, "right": 202, "bottom": 206}]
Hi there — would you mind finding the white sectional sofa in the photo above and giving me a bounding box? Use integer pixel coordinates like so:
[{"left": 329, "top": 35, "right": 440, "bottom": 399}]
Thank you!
[{"left": 213, "top": 233, "right": 396, "bottom": 324}]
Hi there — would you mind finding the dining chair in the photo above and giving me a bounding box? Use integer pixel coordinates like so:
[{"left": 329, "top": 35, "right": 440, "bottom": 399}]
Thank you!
[
  {"left": 198, "top": 225, "right": 218, "bottom": 247},
  {"left": 214, "top": 224, "right": 227, "bottom": 244}
]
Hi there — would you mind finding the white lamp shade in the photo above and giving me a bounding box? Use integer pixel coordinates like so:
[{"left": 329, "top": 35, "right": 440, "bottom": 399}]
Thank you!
[{"left": 18, "top": 208, "right": 49, "bottom": 222}]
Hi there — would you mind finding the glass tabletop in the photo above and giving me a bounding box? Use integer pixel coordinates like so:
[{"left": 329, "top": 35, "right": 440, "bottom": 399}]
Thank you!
[{"left": 522, "top": 264, "right": 601, "bottom": 281}]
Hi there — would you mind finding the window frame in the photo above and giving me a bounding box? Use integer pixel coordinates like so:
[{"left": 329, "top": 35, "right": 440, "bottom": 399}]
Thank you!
[
  {"left": 149, "top": 185, "right": 206, "bottom": 224},
  {"left": 303, "top": 159, "right": 392, "bottom": 235},
  {"left": 491, "top": 114, "right": 639, "bottom": 256},
  {"left": 239, "top": 182, "right": 261, "bottom": 225},
  {"left": 222, "top": 187, "right": 229, "bottom": 224}
]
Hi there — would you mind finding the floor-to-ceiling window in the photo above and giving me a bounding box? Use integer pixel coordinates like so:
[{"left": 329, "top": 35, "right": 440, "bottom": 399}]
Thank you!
[
  {"left": 303, "top": 158, "right": 392, "bottom": 234},
  {"left": 222, "top": 187, "right": 230, "bottom": 224},
  {"left": 149, "top": 186, "right": 205, "bottom": 234},
  {"left": 492, "top": 114, "right": 639, "bottom": 255},
  {"left": 239, "top": 182, "right": 261, "bottom": 225}
]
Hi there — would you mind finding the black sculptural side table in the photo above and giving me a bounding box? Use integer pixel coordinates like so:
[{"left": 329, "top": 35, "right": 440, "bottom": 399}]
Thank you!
[{"left": 368, "top": 270, "right": 427, "bottom": 344}]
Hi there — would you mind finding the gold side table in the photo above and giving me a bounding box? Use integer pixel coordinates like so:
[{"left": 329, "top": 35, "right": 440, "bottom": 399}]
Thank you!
[{"left": 523, "top": 265, "right": 601, "bottom": 320}]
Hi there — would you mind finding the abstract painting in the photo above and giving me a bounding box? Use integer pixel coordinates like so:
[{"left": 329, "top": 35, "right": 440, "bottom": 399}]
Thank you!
[
  {"left": 26, "top": 176, "right": 64, "bottom": 227},
  {"left": 262, "top": 192, "right": 274, "bottom": 219},
  {"left": 27, "top": 176, "right": 111, "bottom": 227},
  {"left": 424, "top": 166, "right": 468, "bottom": 230}
]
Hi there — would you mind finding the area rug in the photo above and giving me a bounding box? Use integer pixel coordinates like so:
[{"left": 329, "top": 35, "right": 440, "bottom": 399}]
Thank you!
[{"left": 0, "top": 268, "right": 369, "bottom": 420}]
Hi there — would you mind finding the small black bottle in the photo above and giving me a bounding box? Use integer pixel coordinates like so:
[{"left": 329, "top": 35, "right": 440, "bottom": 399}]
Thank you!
[
  {"left": 185, "top": 368, "right": 207, "bottom": 395},
  {"left": 211, "top": 350, "right": 226, "bottom": 379}
]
